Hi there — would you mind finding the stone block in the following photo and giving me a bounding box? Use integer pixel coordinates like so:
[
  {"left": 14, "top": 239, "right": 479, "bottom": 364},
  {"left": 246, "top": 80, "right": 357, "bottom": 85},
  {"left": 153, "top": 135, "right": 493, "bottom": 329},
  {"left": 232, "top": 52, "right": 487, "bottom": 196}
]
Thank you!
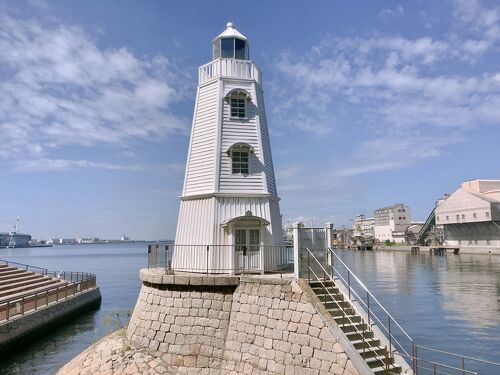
[
  {"left": 189, "top": 276, "right": 204, "bottom": 285},
  {"left": 310, "top": 336, "right": 322, "bottom": 350},
  {"left": 263, "top": 337, "right": 273, "bottom": 349},
  {"left": 203, "top": 276, "right": 215, "bottom": 286},
  {"left": 310, "top": 315, "right": 324, "bottom": 329},
  {"left": 319, "top": 327, "right": 334, "bottom": 342},
  {"left": 308, "top": 326, "right": 320, "bottom": 338},
  {"left": 174, "top": 275, "right": 190, "bottom": 285}
]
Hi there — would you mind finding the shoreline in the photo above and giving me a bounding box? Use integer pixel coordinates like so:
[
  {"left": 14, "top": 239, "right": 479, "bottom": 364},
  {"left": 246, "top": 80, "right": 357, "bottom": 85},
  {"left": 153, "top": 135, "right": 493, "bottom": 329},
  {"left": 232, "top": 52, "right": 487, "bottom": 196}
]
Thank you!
[{"left": 371, "top": 245, "right": 500, "bottom": 256}]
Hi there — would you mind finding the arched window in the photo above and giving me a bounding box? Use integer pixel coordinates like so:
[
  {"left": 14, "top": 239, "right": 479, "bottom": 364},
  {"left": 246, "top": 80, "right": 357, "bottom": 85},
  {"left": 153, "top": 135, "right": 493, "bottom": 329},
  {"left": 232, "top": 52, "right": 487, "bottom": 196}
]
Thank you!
[
  {"left": 231, "top": 144, "right": 251, "bottom": 174},
  {"left": 230, "top": 93, "right": 246, "bottom": 118},
  {"left": 225, "top": 89, "right": 251, "bottom": 119}
]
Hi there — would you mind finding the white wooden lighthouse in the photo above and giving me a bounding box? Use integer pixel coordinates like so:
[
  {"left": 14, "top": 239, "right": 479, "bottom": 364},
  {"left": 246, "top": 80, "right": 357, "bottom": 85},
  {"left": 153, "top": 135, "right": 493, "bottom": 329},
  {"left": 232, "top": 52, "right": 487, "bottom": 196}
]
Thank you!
[{"left": 173, "top": 22, "right": 284, "bottom": 273}]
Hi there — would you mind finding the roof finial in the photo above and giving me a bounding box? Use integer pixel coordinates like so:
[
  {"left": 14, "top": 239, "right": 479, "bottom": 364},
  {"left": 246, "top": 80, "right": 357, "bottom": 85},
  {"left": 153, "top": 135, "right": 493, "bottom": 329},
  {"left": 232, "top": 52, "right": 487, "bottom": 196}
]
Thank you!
[{"left": 227, "top": 20, "right": 234, "bottom": 28}]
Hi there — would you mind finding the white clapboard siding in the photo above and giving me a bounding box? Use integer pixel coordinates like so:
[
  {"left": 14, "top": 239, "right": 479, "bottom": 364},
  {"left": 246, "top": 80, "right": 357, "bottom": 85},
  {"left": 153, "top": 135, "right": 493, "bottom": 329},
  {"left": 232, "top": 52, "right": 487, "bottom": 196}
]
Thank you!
[
  {"left": 255, "top": 86, "right": 278, "bottom": 196},
  {"left": 183, "top": 81, "right": 219, "bottom": 196},
  {"left": 218, "top": 81, "right": 265, "bottom": 193}
]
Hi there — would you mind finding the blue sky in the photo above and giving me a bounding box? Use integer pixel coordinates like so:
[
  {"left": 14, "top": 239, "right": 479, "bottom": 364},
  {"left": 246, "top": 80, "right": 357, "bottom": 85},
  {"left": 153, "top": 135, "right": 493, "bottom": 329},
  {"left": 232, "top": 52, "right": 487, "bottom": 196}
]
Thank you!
[{"left": 0, "top": 0, "right": 499, "bottom": 240}]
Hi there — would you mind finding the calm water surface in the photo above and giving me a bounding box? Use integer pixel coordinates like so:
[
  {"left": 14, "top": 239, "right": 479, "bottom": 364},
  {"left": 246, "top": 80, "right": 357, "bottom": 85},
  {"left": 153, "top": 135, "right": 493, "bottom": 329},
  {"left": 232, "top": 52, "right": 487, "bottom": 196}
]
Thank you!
[{"left": 0, "top": 245, "right": 499, "bottom": 374}]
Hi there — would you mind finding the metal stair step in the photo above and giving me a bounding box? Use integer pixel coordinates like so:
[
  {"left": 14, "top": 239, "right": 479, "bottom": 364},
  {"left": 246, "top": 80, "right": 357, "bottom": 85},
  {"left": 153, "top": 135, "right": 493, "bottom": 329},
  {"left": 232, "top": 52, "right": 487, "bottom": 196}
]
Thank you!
[
  {"left": 351, "top": 337, "right": 381, "bottom": 349},
  {"left": 372, "top": 363, "right": 402, "bottom": 375},
  {"left": 333, "top": 314, "right": 362, "bottom": 323},
  {"left": 365, "top": 354, "right": 395, "bottom": 367},
  {"left": 338, "top": 321, "right": 369, "bottom": 333},
  {"left": 346, "top": 330, "right": 374, "bottom": 340},
  {"left": 357, "top": 346, "right": 387, "bottom": 359}
]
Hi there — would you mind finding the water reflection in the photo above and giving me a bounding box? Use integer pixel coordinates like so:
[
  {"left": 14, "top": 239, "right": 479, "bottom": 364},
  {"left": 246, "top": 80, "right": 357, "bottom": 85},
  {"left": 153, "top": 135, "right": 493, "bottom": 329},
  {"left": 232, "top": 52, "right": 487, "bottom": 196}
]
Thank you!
[{"left": 335, "top": 249, "right": 500, "bottom": 367}]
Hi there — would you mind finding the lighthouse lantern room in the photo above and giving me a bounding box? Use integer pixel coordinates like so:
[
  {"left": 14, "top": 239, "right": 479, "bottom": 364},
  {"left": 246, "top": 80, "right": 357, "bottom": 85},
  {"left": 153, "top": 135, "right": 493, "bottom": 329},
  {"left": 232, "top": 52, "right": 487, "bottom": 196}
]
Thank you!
[{"left": 172, "top": 22, "right": 285, "bottom": 273}]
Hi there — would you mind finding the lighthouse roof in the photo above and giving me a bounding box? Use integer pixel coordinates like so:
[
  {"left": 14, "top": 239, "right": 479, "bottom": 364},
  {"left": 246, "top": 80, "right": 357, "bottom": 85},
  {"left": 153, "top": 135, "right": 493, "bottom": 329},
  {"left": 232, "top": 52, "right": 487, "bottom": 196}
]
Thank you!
[{"left": 212, "top": 22, "right": 247, "bottom": 42}]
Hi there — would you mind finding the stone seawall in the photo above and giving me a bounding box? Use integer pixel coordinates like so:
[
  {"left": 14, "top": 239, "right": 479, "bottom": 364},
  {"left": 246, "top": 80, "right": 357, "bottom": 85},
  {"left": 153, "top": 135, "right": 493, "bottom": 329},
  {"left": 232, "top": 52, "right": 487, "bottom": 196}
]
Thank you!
[
  {"left": 59, "top": 272, "right": 369, "bottom": 375},
  {"left": 0, "top": 287, "right": 101, "bottom": 351},
  {"left": 124, "top": 271, "right": 366, "bottom": 375},
  {"left": 127, "top": 281, "right": 236, "bottom": 370}
]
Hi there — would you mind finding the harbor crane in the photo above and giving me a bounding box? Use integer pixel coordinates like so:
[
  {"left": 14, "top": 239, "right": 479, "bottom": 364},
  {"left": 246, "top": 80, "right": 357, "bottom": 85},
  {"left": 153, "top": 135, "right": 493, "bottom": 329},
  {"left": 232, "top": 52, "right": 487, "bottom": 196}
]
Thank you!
[{"left": 8, "top": 217, "right": 20, "bottom": 248}]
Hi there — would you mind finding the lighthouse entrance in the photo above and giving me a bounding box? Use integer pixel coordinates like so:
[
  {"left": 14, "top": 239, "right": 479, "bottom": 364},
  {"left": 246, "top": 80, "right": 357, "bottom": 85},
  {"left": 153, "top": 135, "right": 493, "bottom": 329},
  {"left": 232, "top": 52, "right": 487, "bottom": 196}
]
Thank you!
[{"left": 234, "top": 224, "right": 261, "bottom": 272}]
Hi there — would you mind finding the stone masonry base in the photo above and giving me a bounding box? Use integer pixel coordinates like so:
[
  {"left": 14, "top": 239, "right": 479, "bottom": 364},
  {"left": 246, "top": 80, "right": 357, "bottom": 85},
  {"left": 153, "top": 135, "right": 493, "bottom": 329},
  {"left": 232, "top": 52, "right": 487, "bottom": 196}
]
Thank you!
[{"left": 59, "top": 271, "right": 364, "bottom": 375}]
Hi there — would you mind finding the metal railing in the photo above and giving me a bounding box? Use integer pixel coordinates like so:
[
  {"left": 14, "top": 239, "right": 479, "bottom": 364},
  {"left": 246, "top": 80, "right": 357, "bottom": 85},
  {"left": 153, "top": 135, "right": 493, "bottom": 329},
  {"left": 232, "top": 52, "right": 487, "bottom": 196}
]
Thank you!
[
  {"left": 0, "top": 260, "right": 97, "bottom": 322},
  {"left": 147, "top": 244, "right": 293, "bottom": 275},
  {"left": 304, "top": 248, "right": 500, "bottom": 375},
  {"left": 198, "top": 58, "right": 262, "bottom": 85}
]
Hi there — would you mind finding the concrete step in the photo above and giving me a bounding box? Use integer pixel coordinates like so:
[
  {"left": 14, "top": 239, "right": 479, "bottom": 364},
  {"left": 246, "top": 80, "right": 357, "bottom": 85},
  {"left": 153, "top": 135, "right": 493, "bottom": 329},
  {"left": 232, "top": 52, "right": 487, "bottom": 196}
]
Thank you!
[
  {"left": 0, "top": 268, "right": 26, "bottom": 277},
  {"left": 0, "top": 278, "right": 63, "bottom": 299},
  {"left": 0, "top": 279, "right": 68, "bottom": 302},
  {"left": 0, "top": 271, "right": 36, "bottom": 282},
  {"left": 0, "top": 274, "right": 46, "bottom": 291}
]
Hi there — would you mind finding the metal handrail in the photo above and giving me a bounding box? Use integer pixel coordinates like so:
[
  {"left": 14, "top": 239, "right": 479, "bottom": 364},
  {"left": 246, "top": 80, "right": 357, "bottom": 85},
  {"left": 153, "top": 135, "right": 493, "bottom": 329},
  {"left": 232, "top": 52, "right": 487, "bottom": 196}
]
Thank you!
[
  {"left": 328, "top": 249, "right": 412, "bottom": 341},
  {"left": 0, "top": 261, "right": 97, "bottom": 322},
  {"left": 417, "top": 345, "right": 500, "bottom": 368},
  {"left": 0, "top": 273, "right": 96, "bottom": 322},
  {"left": 0, "top": 259, "right": 48, "bottom": 275},
  {"left": 397, "top": 353, "right": 478, "bottom": 375},
  {"left": 324, "top": 247, "right": 500, "bottom": 375},
  {"left": 305, "top": 261, "right": 371, "bottom": 361}
]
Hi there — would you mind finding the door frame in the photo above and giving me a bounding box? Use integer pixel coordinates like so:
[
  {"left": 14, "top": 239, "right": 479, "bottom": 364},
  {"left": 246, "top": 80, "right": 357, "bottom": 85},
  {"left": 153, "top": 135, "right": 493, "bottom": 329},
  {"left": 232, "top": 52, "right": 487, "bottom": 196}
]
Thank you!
[{"left": 232, "top": 220, "right": 263, "bottom": 273}]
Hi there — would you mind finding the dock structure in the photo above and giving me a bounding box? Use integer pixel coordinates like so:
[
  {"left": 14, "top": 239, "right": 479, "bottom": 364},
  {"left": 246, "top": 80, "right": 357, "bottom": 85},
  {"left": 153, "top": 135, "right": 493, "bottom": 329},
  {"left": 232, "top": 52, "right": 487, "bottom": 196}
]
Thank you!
[{"left": 0, "top": 260, "right": 101, "bottom": 351}]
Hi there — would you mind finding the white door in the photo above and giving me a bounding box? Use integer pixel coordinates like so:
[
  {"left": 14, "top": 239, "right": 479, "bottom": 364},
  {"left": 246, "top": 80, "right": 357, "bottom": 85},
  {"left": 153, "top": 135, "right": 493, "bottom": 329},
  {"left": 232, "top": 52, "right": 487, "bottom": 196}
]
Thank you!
[{"left": 235, "top": 228, "right": 260, "bottom": 272}]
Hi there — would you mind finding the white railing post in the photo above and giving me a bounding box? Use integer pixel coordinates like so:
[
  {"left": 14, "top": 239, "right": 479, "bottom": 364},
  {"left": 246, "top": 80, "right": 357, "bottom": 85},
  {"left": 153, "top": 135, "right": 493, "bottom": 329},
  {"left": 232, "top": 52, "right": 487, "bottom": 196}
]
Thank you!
[
  {"left": 325, "top": 222, "right": 334, "bottom": 267},
  {"left": 293, "top": 222, "right": 303, "bottom": 280}
]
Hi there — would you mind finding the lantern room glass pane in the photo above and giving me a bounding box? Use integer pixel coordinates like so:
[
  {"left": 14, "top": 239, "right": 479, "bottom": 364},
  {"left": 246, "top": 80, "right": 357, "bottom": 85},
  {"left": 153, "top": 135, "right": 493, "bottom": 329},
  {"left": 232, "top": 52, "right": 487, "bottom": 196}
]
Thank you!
[
  {"left": 235, "top": 38, "right": 246, "bottom": 60},
  {"left": 213, "top": 40, "right": 221, "bottom": 59},
  {"left": 221, "top": 38, "right": 234, "bottom": 58}
]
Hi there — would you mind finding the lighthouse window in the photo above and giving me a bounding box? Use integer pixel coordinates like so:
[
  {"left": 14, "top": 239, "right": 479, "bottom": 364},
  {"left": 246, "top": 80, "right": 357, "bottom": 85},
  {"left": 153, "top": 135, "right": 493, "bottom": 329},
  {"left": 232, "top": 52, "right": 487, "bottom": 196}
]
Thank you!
[
  {"left": 221, "top": 38, "right": 234, "bottom": 58},
  {"left": 231, "top": 147, "right": 249, "bottom": 174},
  {"left": 230, "top": 97, "right": 246, "bottom": 118},
  {"left": 235, "top": 39, "right": 247, "bottom": 59}
]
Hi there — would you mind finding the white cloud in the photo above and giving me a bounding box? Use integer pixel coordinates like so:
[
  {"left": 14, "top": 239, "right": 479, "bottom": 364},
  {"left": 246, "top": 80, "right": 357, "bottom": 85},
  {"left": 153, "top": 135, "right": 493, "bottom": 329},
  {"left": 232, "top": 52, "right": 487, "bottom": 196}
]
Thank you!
[
  {"left": 0, "top": 11, "right": 190, "bottom": 169},
  {"left": 452, "top": 0, "right": 500, "bottom": 59},
  {"left": 14, "top": 158, "right": 185, "bottom": 174},
  {"left": 379, "top": 5, "right": 405, "bottom": 19},
  {"left": 271, "top": 11, "right": 500, "bottom": 176}
]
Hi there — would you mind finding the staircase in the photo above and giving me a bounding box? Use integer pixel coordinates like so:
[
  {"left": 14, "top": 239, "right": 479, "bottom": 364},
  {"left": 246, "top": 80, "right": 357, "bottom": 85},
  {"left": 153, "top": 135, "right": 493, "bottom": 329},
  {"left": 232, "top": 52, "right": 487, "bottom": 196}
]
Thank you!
[
  {"left": 0, "top": 263, "right": 68, "bottom": 304},
  {"left": 415, "top": 207, "right": 436, "bottom": 245},
  {"left": 310, "top": 280, "right": 402, "bottom": 375}
]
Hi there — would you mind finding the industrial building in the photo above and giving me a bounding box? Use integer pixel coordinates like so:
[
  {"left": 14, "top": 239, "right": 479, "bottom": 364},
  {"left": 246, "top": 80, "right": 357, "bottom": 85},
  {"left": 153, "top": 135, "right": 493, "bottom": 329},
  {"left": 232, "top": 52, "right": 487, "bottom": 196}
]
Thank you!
[
  {"left": 374, "top": 204, "right": 411, "bottom": 243},
  {"left": 0, "top": 232, "right": 32, "bottom": 248},
  {"left": 435, "top": 179, "right": 500, "bottom": 248},
  {"left": 352, "top": 214, "right": 374, "bottom": 239}
]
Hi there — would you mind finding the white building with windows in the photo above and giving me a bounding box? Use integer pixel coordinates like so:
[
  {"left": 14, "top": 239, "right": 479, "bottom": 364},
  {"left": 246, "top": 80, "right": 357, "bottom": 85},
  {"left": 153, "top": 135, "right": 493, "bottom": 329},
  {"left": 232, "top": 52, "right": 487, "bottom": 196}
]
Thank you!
[
  {"left": 374, "top": 204, "right": 411, "bottom": 243},
  {"left": 435, "top": 180, "right": 500, "bottom": 247},
  {"left": 172, "top": 22, "right": 284, "bottom": 273},
  {"left": 352, "top": 214, "right": 374, "bottom": 239}
]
